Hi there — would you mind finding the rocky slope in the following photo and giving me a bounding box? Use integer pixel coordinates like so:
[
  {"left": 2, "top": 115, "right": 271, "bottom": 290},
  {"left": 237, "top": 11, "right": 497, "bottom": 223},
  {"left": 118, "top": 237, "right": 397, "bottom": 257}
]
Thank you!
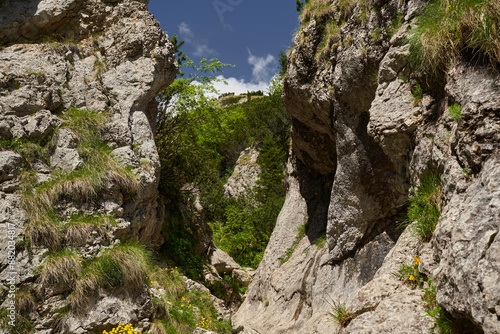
[
  {"left": 0, "top": 0, "right": 177, "bottom": 332},
  {"left": 234, "top": 0, "right": 500, "bottom": 333}
]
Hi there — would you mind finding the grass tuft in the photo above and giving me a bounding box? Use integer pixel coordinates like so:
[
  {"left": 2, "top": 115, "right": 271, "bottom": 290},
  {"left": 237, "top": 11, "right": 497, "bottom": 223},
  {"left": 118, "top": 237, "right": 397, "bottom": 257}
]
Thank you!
[
  {"left": 315, "top": 21, "right": 344, "bottom": 63},
  {"left": 447, "top": 103, "right": 463, "bottom": 121},
  {"left": 313, "top": 234, "right": 327, "bottom": 248},
  {"left": 400, "top": 172, "right": 442, "bottom": 241},
  {"left": 70, "top": 242, "right": 150, "bottom": 312},
  {"left": 300, "top": 0, "right": 335, "bottom": 24},
  {"left": 63, "top": 214, "right": 116, "bottom": 246},
  {"left": 328, "top": 300, "right": 355, "bottom": 327},
  {"left": 39, "top": 249, "right": 82, "bottom": 290},
  {"left": 21, "top": 108, "right": 138, "bottom": 250},
  {"left": 411, "top": 82, "right": 423, "bottom": 106},
  {"left": 408, "top": 0, "right": 500, "bottom": 76}
]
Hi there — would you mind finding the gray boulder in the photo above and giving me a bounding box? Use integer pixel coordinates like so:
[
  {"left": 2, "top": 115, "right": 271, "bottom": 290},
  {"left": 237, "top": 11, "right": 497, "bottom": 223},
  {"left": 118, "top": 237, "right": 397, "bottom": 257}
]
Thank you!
[
  {"left": 0, "top": 151, "right": 23, "bottom": 181},
  {"left": 207, "top": 244, "right": 241, "bottom": 275},
  {"left": 50, "top": 147, "right": 83, "bottom": 172}
]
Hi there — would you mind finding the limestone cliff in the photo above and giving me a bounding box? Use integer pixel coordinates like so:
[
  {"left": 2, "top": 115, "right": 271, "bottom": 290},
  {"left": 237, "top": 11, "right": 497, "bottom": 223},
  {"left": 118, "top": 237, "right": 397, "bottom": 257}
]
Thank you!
[
  {"left": 0, "top": 0, "right": 177, "bottom": 332},
  {"left": 233, "top": 0, "right": 500, "bottom": 333}
]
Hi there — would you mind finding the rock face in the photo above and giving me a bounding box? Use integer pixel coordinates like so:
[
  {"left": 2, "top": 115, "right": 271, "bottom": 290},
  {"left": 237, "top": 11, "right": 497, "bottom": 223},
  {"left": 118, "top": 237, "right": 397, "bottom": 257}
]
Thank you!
[
  {"left": 0, "top": 0, "right": 177, "bottom": 332},
  {"left": 223, "top": 144, "right": 261, "bottom": 198},
  {"left": 234, "top": 0, "right": 500, "bottom": 333}
]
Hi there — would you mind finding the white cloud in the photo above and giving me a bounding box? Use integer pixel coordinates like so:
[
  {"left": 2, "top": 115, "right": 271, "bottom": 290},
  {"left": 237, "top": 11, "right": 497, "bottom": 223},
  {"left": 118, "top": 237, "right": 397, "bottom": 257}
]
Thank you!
[
  {"left": 178, "top": 22, "right": 218, "bottom": 57},
  {"left": 178, "top": 22, "right": 194, "bottom": 39},
  {"left": 211, "top": 75, "right": 270, "bottom": 96},
  {"left": 247, "top": 50, "right": 276, "bottom": 83}
]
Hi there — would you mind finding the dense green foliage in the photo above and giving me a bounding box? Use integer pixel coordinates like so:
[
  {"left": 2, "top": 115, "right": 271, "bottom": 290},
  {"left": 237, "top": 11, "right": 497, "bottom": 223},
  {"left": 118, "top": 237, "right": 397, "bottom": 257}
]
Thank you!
[
  {"left": 155, "top": 56, "right": 290, "bottom": 270},
  {"left": 200, "top": 82, "right": 289, "bottom": 268},
  {"left": 409, "top": 0, "right": 500, "bottom": 76}
]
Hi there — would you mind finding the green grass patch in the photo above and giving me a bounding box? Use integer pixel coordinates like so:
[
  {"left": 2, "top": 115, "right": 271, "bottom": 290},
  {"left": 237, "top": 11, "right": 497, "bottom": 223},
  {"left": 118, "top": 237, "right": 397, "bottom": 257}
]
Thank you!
[
  {"left": 447, "top": 103, "right": 463, "bottom": 121},
  {"left": 408, "top": 0, "right": 500, "bottom": 76},
  {"left": 70, "top": 242, "right": 150, "bottom": 311},
  {"left": 21, "top": 108, "right": 138, "bottom": 250},
  {"left": 315, "top": 20, "right": 344, "bottom": 63},
  {"left": 39, "top": 248, "right": 82, "bottom": 289},
  {"left": 0, "top": 307, "right": 35, "bottom": 334},
  {"left": 399, "top": 172, "right": 442, "bottom": 241},
  {"left": 388, "top": 13, "right": 403, "bottom": 37},
  {"left": 147, "top": 266, "right": 235, "bottom": 334},
  {"left": 371, "top": 28, "right": 382, "bottom": 42},
  {"left": 0, "top": 138, "right": 50, "bottom": 169},
  {"left": 411, "top": 82, "right": 423, "bottom": 105},
  {"left": 280, "top": 223, "right": 308, "bottom": 265},
  {"left": 313, "top": 234, "right": 327, "bottom": 248},
  {"left": 300, "top": 0, "right": 335, "bottom": 24}
]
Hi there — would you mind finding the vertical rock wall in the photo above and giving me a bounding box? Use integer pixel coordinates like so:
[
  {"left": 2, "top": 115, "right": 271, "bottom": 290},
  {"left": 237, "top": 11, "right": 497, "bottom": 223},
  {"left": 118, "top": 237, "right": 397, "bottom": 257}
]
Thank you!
[
  {"left": 234, "top": 0, "right": 500, "bottom": 333},
  {"left": 0, "top": 0, "right": 177, "bottom": 332}
]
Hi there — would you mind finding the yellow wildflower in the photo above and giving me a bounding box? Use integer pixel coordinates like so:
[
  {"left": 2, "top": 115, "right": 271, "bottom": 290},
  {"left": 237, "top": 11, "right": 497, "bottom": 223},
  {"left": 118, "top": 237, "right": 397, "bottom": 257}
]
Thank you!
[
  {"left": 414, "top": 256, "right": 421, "bottom": 265},
  {"left": 409, "top": 274, "right": 415, "bottom": 281}
]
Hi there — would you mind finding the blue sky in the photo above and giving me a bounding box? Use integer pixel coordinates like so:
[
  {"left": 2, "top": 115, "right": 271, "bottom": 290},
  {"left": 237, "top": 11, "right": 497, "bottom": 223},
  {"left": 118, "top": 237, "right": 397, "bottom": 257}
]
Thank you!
[{"left": 147, "top": 1, "right": 299, "bottom": 95}]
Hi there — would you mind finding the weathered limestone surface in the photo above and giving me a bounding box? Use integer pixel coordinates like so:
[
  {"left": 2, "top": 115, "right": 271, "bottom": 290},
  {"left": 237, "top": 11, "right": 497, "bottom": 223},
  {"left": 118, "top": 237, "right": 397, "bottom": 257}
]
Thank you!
[
  {"left": 0, "top": 0, "right": 177, "bottom": 332},
  {"left": 223, "top": 144, "right": 261, "bottom": 198},
  {"left": 234, "top": 0, "right": 500, "bottom": 333}
]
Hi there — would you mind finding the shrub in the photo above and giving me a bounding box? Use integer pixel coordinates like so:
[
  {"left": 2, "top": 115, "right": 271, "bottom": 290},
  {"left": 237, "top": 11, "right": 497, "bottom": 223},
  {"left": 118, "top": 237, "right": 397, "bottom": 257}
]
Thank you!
[
  {"left": 408, "top": 0, "right": 500, "bottom": 76},
  {"left": 147, "top": 265, "right": 235, "bottom": 334}
]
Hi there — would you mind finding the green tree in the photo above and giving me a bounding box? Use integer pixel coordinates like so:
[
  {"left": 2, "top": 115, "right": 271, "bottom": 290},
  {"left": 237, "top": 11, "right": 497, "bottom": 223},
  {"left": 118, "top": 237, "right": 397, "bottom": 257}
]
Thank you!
[
  {"left": 170, "top": 34, "right": 188, "bottom": 75},
  {"left": 296, "top": 0, "right": 309, "bottom": 12},
  {"left": 278, "top": 51, "right": 288, "bottom": 77},
  {"left": 156, "top": 57, "right": 233, "bottom": 194},
  {"left": 155, "top": 46, "right": 291, "bottom": 270}
]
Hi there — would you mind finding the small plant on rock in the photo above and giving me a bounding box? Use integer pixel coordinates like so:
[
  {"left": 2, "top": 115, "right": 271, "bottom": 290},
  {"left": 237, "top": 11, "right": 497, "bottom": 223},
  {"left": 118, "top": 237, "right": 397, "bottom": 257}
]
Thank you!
[
  {"left": 328, "top": 299, "right": 355, "bottom": 327},
  {"left": 395, "top": 256, "right": 425, "bottom": 288},
  {"left": 447, "top": 103, "right": 463, "bottom": 121},
  {"left": 102, "top": 323, "right": 141, "bottom": 334},
  {"left": 400, "top": 172, "right": 442, "bottom": 241},
  {"left": 411, "top": 82, "right": 423, "bottom": 106}
]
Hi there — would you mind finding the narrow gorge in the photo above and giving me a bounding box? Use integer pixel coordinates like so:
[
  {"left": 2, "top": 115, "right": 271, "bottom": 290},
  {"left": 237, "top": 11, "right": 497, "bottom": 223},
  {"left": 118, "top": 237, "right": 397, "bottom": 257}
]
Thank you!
[{"left": 0, "top": 0, "right": 499, "bottom": 334}]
